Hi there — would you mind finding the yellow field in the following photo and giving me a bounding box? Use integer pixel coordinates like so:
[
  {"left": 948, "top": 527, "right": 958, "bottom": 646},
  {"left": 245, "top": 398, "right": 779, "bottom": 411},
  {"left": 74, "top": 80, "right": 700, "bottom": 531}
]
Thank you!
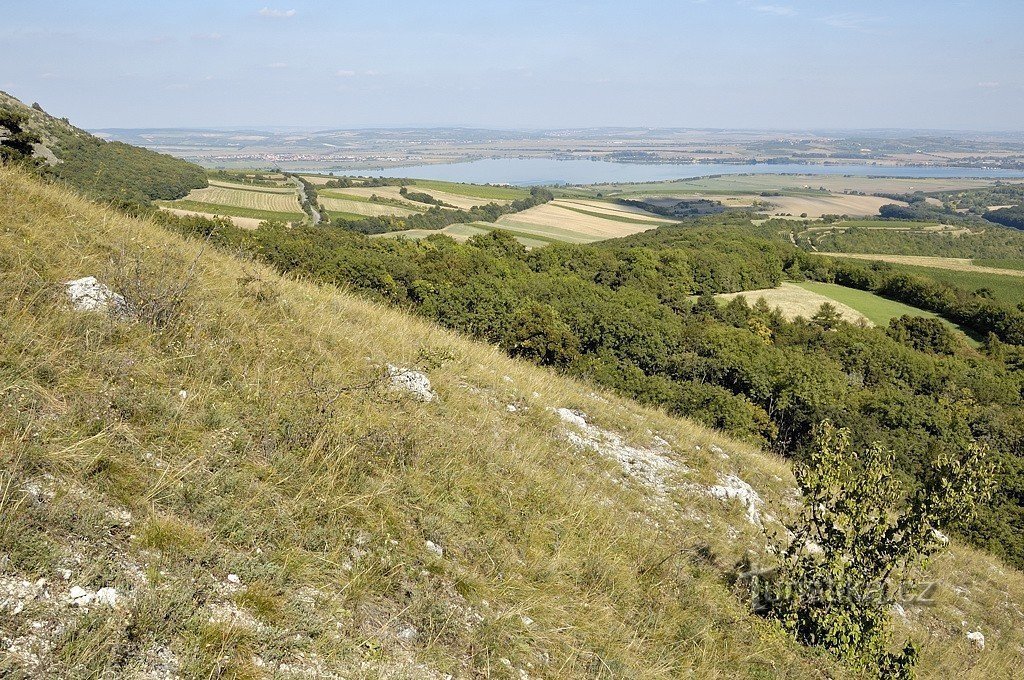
[
  {"left": 819, "top": 252, "right": 1024, "bottom": 277},
  {"left": 760, "top": 194, "right": 902, "bottom": 217},
  {"left": 555, "top": 199, "right": 675, "bottom": 222},
  {"left": 157, "top": 206, "right": 265, "bottom": 230},
  {"left": 179, "top": 185, "right": 302, "bottom": 214},
  {"left": 319, "top": 195, "right": 419, "bottom": 217},
  {"left": 717, "top": 282, "right": 871, "bottom": 325},
  {"left": 333, "top": 185, "right": 509, "bottom": 210},
  {"left": 496, "top": 202, "right": 659, "bottom": 241}
]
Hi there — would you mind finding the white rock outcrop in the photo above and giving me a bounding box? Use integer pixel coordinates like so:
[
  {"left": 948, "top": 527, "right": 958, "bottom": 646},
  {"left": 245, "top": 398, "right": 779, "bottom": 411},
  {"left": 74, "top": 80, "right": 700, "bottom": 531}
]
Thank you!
[
  {"left": 387, "top": 365, "right": 437, "bottom": 402},
  {"left": 555, "top": 408, "right": 682, "bottom": 496},
  {"left": 706, "top": 474, "right": 764, "bottom": 526},
  {"left": 65, "top": 276, "right": 124, "bottom": 313}
]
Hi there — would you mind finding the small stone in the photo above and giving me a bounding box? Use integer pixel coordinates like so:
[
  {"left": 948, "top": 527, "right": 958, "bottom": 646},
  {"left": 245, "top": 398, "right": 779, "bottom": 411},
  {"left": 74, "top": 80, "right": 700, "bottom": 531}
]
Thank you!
[
  {"left": 396, "top": 625, "right": 417, "bottom": 641},
  {"left": 59, "top": 569, "right": 72, "bottom": 581},
  {"left": 425, "top": 540, "right": 443, "bottom": 557},
  {"left": 94, "top": 587, "right": 118, "bottom": 607},
  {"left": 178, "top": 389, "right": 188, "bottom": 400},
  {"left": 227, "top": 574, "right": 241, "bottom": 585},
  {"left": 966, "top": 630, "right": 985, "bottom": 651},
  {"left": 506, "top": 404, "right": 517, "bottom": 412},
  {"left": 520, "top": 615, "right": 534, "bottom": 627},
  {"left": 68, "top": 586, "right": 93, "bottom": 606}
]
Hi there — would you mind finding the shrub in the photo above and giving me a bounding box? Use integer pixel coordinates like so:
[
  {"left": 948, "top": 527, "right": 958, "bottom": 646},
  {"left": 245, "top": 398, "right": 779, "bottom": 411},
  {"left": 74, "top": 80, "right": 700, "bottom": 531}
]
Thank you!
[{"left": 753, "top": 421, "right": 993, "bottom": 677}]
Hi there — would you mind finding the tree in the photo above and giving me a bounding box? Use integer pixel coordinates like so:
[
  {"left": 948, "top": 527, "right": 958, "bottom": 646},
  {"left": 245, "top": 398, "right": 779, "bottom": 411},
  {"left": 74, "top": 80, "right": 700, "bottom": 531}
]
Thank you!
[
  {"left": 0, "top": 109, "right": 41, "bottom": 164},
  {"left": 811, "top": 302, "right": 842, "bottom": 331},
  {"left": 754, "top": 421, "right": 993, "bottom": 678}
]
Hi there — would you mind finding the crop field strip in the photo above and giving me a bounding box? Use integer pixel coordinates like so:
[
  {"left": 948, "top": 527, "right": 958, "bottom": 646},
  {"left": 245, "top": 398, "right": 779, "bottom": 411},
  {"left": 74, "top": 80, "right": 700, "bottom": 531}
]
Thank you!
[
  {"left": 156, "top": 199, "right": 305, "bottom": 221},
  {"left": 174, "top": 185, "right": 304, "bottom": 215},
  {"left": 496, "top": 202, "right": 659, "bottom": 240},
  {"left": 410, "top": 178, "right": 530, "bottom": 200},
  {"left": 818, "top": 252, "right": 1024, "bottom": 277},
  {"left": 318, "top": 196, "right": 420, "bottom": 218},
  {"left": 207, "top": 179, "right": 298, "bottom": 194},
  {"left": 157, "top": 206, "right": 266, "bottom": 230}
]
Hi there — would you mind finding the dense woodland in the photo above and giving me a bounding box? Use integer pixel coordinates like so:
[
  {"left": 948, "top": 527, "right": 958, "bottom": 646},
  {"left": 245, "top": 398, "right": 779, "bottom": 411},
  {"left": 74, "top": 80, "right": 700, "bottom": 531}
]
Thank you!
[{"left": 157, "top": 209, "right": 1024, "bottom": 568}]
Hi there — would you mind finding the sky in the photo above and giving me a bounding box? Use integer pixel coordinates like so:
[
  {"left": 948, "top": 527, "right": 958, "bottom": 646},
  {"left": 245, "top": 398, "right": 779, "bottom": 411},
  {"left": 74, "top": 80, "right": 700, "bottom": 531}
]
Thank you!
[{"left": 2, "top": 1, "right": 1022, "bottom": 131}]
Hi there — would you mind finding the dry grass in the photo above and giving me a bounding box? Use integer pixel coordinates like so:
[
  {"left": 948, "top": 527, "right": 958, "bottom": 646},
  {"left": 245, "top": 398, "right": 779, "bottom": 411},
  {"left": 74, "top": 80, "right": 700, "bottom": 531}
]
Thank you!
[
  {"left": 2, "top": 165, "right": 1022, "bottom": 678},
  {"left": 819, "top": 252, "right": 1024, "bottom": 277},
  {"left": 717, "top": 283, "right": 871, "bottom": 325}
]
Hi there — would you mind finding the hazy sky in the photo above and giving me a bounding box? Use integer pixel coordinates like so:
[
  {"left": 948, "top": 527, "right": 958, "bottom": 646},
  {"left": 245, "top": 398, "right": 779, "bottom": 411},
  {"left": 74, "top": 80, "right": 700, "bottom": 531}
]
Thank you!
[{"left": 2, "top": 1, "right": 1022, "bottom": 130}]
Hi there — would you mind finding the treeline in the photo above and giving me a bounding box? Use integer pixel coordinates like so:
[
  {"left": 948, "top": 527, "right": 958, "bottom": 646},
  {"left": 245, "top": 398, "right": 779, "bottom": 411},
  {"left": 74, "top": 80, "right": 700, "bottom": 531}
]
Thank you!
[
  {"left": 985, "top": 205, "right": 1024, "bottom": 230},
  {"left": 796, "top": 255, "right": 1024, "bottom": 343},
  {"left": 810, "top": 223, "right": 1024, "bottom": 259},
  {"left": 323, "top": 176, "right": 405, "bottom": 188},
  {"left": 330, "top": 186, "right": 554, "bottom": 234},
  {"left": 399, "top": 186, "right": 447, "bottom": 206},
  {"left": 158, "top": 211, "right": 1024, "bottom": 567}
]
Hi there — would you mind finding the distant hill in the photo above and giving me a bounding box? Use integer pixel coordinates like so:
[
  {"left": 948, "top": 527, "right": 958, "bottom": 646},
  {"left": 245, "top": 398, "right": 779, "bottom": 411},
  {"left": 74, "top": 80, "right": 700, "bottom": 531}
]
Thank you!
[{"left": 0, "top": 91, "right": 207, "bottom": 204}]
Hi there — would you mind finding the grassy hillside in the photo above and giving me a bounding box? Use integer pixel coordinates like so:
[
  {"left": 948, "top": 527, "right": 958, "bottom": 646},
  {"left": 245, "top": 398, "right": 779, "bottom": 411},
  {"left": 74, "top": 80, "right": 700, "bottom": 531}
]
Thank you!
[
  {"left": 1, "top": 166, "right": 1023, "bottom": 677},
  {"left": 0, "top": 91, "right": 207, "bottom": 203}
]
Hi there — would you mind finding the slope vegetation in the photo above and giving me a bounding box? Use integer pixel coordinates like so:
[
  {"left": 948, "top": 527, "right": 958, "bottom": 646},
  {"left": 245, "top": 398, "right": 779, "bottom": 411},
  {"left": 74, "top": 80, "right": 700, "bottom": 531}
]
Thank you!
[
  {"left": 0, "top": 91, "right": 207, "bottom": 203},
  {"left": 1, "top": 166, "right": 1022, "bottom": 677}
]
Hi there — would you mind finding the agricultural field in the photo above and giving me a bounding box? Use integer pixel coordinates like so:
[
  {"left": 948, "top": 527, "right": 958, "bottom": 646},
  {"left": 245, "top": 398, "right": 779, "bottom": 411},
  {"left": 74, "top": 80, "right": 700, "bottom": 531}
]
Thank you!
[
  {"left": 717, "top": 282, "right": 870, "bottom": 324},
  {"left": 159, "top": 182, "right": 305, "bottom": 223},
  {"left": 718, "top": 281, "right": 978, "bottom": 342},
  {"left": 494, "top": 200, "right": 668, "bottom": 242},
  {"left": 409, "top": 178, "right": 530, "bottom": 200},
  {"left": 819, "top": 252, "right": 1024, "bottom": 278},
  {"left": 318, "top": 194, "right": 420, "bottom": 218},
  {"left": 795, "top": 282, "right": 977, "bottom": 340},
  {"left": 158, "top": 206, "right": 265, "bottom": 230},
  {"left": 375, "top": 222, "right": 552, "bottom": 249}
]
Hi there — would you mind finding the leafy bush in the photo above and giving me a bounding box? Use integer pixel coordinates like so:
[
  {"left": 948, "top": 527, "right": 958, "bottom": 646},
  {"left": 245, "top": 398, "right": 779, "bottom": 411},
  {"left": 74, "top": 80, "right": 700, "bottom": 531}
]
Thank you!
[{"left": 755, "top": 421, "right": 992, "bottom": 677}]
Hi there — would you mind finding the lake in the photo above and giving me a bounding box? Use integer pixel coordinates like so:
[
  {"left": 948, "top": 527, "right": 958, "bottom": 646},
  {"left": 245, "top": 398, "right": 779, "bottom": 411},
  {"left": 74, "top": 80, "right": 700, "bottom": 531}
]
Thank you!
[{"left": 311, "top": 158, "right": 1024, "bottom": 186}]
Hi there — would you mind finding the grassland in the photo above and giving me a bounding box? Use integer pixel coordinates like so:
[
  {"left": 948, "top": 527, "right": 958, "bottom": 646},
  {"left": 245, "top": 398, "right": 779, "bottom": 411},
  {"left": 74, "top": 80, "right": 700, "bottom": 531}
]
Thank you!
[
  {"left": 973, "top": 258, "right": 1024, "bottom": 270},
  {"left": 717, "top": 283, "right": 871, "bottom": 324},
  {"left": 795, "top": 281, "right": 979, "bottom": 341},
  {"left": 5, "top": 164, "right": 1023, "bottom": 677}
]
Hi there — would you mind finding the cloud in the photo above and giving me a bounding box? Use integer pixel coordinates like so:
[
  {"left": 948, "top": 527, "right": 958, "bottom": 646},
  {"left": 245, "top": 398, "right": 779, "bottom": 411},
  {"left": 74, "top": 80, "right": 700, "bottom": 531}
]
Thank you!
[
  {"left": 258, "top": 7, "right": 296, "bottom": 18},
  {"left": 336, "top": 69, "right": 356, "bottom": 77},
  {"left": 977, "top": 81, "right": 1000, "bottom": 88},
  {"left": 192, "top": 32, "right": 223, "bottom": 41},
  {"left": 753, "top": 4, "right": 796, "bottom": 16},
  {"left": 820, "top": 13, "right": 881, "bottom": 30},
  {"left": 267, "top": 62, "right": 288, "bottom": 69}
]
